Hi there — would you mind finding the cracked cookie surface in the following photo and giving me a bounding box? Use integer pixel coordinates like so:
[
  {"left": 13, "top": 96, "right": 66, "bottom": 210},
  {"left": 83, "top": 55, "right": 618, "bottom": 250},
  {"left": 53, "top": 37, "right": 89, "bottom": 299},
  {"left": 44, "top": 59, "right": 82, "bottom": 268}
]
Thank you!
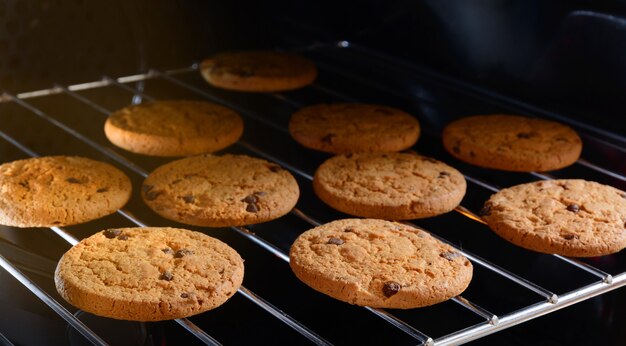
[
  {"left": 55, "top": 227, "right": 244, "bottom": 321},
  {"left": 481, "top": 179, "right": 626, "bottom": 257},
  {"left": 289, "top": 103, "right": 420, "bottom": 154},
  {"left": 200, "top": 51, "right": 317, "bottom": 92},
  {"left": 104, "top": 100, "right": 243, "bottom": 157},
  {"left": 313, "top": 152, "right": 466, "bottom": 219},
  {"left": 442, "top": 114, "right": 582, "bottom": 172},
  {"left": 142, "top": 154, "right": 299, "bottom": 227},
  {"left": 289, "top": 219, "right": 473, "bottom": 308},
  {"left": 0, "top": 156, "right": 131, "bottom": 227}
]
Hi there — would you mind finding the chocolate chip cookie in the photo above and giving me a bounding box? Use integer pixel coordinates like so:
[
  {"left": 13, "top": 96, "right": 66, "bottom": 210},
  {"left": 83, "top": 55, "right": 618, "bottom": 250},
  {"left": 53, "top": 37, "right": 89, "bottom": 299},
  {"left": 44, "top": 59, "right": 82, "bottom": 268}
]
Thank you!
[
  {"left": 142, "top": 154, "right": 300, "bottom": 227},
  {"left": 481, "top": 179, "right": 626, "bottom": 257},
  {"left": 442, "top": 114, "right": 582, "bottom": 172},
  {"left": 289, "top": 218, "right": 473, "bottom": 308},
  {"left": 104, "top": 100, "right": 243, "bottom": 157},
  {"left": 289, "top": 103, "right": 420, "bottom": 154},
  {"left": 55, "top": 227, "right": 244, "bottom": 321},
  {"left": 313, "top": 152, "right": 466, "bottom": 219},
  {"left": 200, "top": 51, "right": 317, "bottom": 92},
  {"left": 0, "top": 156, "right": 131, "bottom": 227}
]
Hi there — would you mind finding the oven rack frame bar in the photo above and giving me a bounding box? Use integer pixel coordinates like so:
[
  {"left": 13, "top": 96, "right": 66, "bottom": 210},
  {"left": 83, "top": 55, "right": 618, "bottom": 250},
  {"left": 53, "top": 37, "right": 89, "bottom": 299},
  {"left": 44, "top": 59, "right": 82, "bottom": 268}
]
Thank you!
[{"left": 0, "top": 44, "right": 623, "bottom": 345}]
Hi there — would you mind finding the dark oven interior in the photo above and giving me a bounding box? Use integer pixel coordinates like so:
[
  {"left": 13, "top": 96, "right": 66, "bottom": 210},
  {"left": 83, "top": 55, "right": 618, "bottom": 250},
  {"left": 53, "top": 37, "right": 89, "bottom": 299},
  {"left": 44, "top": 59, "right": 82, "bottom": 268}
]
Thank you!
[{"left": 1, "top": 1, "right": 626, "bottom": 345}]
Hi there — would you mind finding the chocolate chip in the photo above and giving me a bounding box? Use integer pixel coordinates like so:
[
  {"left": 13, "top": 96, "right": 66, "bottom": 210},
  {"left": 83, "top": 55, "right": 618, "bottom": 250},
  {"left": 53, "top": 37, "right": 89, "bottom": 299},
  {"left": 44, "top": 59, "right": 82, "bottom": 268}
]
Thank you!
[
  {"left": 344, "top": 227, "right": 355, "bottom": 233},
  {"left": 117, "top": 234, "right": 129, "bottom": 241},
  {"left": 172, "top": 179, "right": 182, "bottom": 184},
  {"left": 381, "top": 154, "right": 389, "bottom": 158},
  {"left": 254, "top": 191, "right": 267, "bottom": 197},
  {"left": 567, "top": 204, "right": 580, "bottom": 213},
  {"left": 479, "top": 204, "right": 492, "bottom": 216},
  {"left": 327, "top": 237, "right": 344, "bottom": 245},
  {"left": 180, "top": 293, "right": 189, "bottom": 298},
  {"left": 182, "top": 195, "right": 195, "bottom": 203},
  {"left": 66, "top": 177, "right": 82, "bottom": 184},
  {"left": 268, "top": 164, "right": 282, "bottom": 173},
  {"left": 144, "top": 189, "right": 163, "bottom": 201},
  {"left": 174, "top": 249, "right": 194, "bottom": 258},
  {"left": 439, "top": 171, "right": 450, "bottom": 178},
  {"left": 159, "top": 271, "right": 173, "bottom": 281},
  {"left": 242, "top": 195, "right": 258, "bottom": 204},
  {"left": 562, "top": 233, "right": 579, "bottom": 240},
  {"left": 246, "top": 203, "right": 259, "bottom": 213},
  {"left": 382, "top": 281, "right": 401, "bottom": 298},
  {"left": 469, "top": 150, "right": 476, "bottom": 158},
  {"left": 345, "top": 153, "right": 353, "bottom": 159},
  {"left": 96, "top": 187, "right": 108, "bottom": 193},
  {"left": 162, "top": 248, "right": 174, "bottom": 254},
  {"left": 517, "top": 132, "right": 533, "bottom": 139},
  {"left": 18, "top": 181, "right": 29, "bottom": 188},
  {"left": 103, "top": 229, "right": 122, "bottom": 239},
  {"left": 558, "top": 183, "right": 569, "bottom": 190},
  {"left": 452, "top": 145, "right": 460, "bottom": 154},
  {"left": 321, "top": 134, "right": 336, "bottom": 144},
  {"left": 440, "top": 251, "right": 461, "bottom": 261},
  {"left": 621, "top": 193, "right": 626, "bottom": 199}
]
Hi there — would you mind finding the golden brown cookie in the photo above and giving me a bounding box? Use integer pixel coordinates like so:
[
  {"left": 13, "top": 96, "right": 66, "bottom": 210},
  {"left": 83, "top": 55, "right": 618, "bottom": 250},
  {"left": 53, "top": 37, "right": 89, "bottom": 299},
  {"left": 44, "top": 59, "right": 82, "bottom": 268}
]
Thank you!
[
  {"left": 0, "top": 156, "right": 131, "bottom": 227},
  {"left": 442, "top": 114, "right": 582, "bottom": 172},
  {"left": 481, "top": 179, "right": 626, "bottom": 257},
  {"left": 142, "top": 154, "right": 300, "bottom": 227},
  {"left": 313, "top": 153, "right": 466, "bottom": 219},
  {"left": 55, "top": 227, "right": 244, "bottom": 321},
  {"left": 289, "top": 219, "right": 473, "bottom": 309},
  {"left": 289, "top": 103, "right": 421, "bottom": 154},
  {"left": 104, "top": 100, "right": 243, "bottom": 157},
  {"left": 200, "top": 51, "right": 317, "bottom": 92}
]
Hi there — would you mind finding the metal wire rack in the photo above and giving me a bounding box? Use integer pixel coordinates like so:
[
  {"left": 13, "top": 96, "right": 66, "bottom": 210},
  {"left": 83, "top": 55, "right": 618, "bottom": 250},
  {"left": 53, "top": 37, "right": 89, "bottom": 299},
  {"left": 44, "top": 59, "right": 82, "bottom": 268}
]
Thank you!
[{"left": 1, "top": 41, "right": 626, "bottom": 345}]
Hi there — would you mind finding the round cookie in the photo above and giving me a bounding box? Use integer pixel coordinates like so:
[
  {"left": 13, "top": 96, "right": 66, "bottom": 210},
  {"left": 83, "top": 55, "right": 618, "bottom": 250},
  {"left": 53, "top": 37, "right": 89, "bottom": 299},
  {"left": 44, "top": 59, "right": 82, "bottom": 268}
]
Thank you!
[
  {"left": 104, "top": 100, "right": 243, "bottom": 157},
  {"left": 0, "top": 156, "right": 131, "bottom": 227},
  {"left": 289, "top": 219, "right": 473, "bottom": 309},
  {"left": 289, "top": 103, "right": 421, "bottom": 154},
  {"left": 313, "top": 153, "right": 466, "bottom": 219},
  {"left": 442, "top": 114, "right": 582, "bottom": 172},
  {"left": 481, "top": 179, "right": 626, "bottom": 257},
  {"left": 200, "top": 51, "right": 317, "bottom": 92},
  {"left": 55, "top": 227, "right": 244, "bottom": 321},
  {"left": 142, "top": 154, "right": 300, "bottom": 227}
]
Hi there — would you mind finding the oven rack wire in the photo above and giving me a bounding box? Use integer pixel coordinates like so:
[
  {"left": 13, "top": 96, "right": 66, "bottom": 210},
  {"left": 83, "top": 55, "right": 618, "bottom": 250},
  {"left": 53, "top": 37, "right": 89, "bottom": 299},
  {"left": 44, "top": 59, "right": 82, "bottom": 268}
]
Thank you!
[{"left": 0, "top": 41, "right": 625, "bottom": 345}]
